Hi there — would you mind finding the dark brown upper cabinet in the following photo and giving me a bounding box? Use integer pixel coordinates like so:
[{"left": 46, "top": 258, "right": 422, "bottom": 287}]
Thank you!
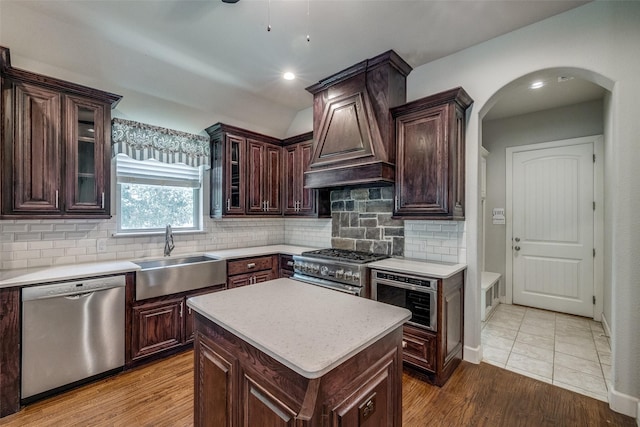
[
  {"left": 0, "top": 46, "right": 121, "bottom": 219},
  {"left": 247, "top": 139, "right": 282, "bottom": 215},
  {"left": 282, "top": 132, "right": 316, "bottom": 216},
  {"left": 304, "top": 50, "right": 412, "bottom": 189},
  {"left": 391, "top": 87, "right": 473, "bottom": 220},
  {"left": 207, "top": 123, "right": 283, "bottom": 217}
]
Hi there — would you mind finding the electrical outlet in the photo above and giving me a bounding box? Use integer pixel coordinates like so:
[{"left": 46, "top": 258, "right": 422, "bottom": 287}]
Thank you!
[
  {"left": 97, "top": 238, "right": 108, "bottom": 253},
  {"left": 419, "top": 240, "right": 427, "bottom": 252}
]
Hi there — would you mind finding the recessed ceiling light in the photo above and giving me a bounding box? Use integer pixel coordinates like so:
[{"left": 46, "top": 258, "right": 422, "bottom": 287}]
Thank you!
[
  {"left": 283, "top": 72, "right": 296, "bottom": 81},
  {"left": 529, "top": 81, "right": 545, "bottom": 89}
]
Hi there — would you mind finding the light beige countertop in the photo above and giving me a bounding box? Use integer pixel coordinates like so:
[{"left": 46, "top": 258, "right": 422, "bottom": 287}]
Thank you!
[
  {"left": 187, "top": 278, "right": 411, "bottom": 379},
  {"left": 368, "top": 258, "right": 467, "bottom": 278},
  {"left": 0, "top": 261, "right": 140, "bottom": 289},
  {"left": 204, "top": 244, "right": 319, "bottom": 260}
]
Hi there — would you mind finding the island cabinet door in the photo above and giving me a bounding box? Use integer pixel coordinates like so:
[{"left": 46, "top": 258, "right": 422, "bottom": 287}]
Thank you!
[
  {"left": 328, "top": 358, "right": 395, "bottom": 427},
  {"left": 195, "top": 334, "right": 237, "bottom": 427},
  {"left": 240, "top": 373, "right": 298, "bottom": 427}
]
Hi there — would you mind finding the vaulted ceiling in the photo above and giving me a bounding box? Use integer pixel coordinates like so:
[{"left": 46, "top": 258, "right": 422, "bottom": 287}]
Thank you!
[{"left": 0, "top": 1, "right": 590, "bottom": 136}]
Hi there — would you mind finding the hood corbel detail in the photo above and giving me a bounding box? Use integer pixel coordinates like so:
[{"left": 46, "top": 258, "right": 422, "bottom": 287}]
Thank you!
[{"left": 304, "top": 50, "right": 412, "bottom": 189}]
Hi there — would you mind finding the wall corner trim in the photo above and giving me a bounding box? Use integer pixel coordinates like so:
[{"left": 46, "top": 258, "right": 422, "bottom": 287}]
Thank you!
[
  {"left": 464, "top": 344, "right": 482, "bottom": 364},
  {"left": 608, "top": 386, "right": 639, "bottom": 418}
]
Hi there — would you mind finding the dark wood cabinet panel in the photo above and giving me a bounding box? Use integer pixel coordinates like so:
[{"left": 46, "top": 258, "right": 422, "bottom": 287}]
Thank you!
[
  {"left": 226, "top": 255, "right": 277, "bottom": 287},
  {"left": 392, "top": 87, "right": 472, "bottom": 220},
  {"left": 128, "top": 283, "right": 226, "bottom": 365},
  {"left": 402, "top": 325, "right": 437, "bottom": 373},
  {"left": 410, "top": 272, "right": 464, "bottom": 386},
  {"left": 0, "top": 288, "right": 21, "bottom": 417},
  {"left": 247, "top": 140, "right": 282, "bottom": 215},
  {"left": 193, "top": 312, "right": 404, "bottom": 426},
  {"left": 194, "top": 334, "right": 237, "bottom": 427},
  {"left": 131, "top": 298, "right": 183, "bottom": 360},
  {"left": 207, "top": 123, "right": 282, "bottom": 218},
  {"left": 242, "top": 375, "right": 297, "bottom": 427},
  {"left": 0, "top": 46, "right": 121, "bottom": 219},
  {"left": 7, "top": 82, "right": 61, "bottom": 214},
  {"left": 283, "top": 137, "right": 316, "bottom": 216}
]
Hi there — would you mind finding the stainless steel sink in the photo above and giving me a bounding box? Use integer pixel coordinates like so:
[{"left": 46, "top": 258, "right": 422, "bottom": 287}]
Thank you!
[{"left": 134, "top": 255, "right": 227, "bottom": 300}]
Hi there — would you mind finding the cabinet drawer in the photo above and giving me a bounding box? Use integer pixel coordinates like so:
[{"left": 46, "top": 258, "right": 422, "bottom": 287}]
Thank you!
[
  {"left": 402, "top": 324, "right": 436, "bottom": 372},
  {"left": 227, "top": 255, "right": 275, "bottom": 276}
]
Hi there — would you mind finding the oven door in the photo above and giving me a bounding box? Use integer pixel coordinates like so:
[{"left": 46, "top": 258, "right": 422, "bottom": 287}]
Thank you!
[{"left": 372, "top": 277, "right": 437, "bottom": 332}]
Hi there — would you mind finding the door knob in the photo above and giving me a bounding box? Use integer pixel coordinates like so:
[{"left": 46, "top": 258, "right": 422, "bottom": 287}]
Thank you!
[
  {"left": 514, "top": 237, "right": 520, "bottom": 242},
  {"left": 514, "top": 246, "right": 521, "bottom": 251}
]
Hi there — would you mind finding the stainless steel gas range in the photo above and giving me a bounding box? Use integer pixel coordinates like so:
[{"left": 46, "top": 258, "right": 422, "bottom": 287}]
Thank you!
[{"left": 293, "top": 249, "right": 389, "bottom": 296}]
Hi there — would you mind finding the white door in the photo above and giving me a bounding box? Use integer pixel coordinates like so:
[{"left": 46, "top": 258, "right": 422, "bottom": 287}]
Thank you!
[{"left": 511, "top": 142, "right": 594, "bottom": 317}]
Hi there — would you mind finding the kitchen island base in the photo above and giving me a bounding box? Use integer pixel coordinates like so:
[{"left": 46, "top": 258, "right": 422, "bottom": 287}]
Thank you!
[{"left": 193, "top": 312, "right": 403, "bottom": 427}]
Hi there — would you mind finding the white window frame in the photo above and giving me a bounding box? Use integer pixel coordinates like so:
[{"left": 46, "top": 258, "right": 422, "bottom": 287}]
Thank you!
[{"left": 114, "top": 154, "right": 204, "bottom": 235}]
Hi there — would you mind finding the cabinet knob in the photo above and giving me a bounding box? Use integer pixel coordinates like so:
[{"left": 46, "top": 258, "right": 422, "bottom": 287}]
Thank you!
[{"left": 402, "top": 340, "right": 407, "bottom": 349}]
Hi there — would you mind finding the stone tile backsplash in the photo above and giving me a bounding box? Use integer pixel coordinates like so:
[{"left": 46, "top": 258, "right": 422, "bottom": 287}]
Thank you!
[{"left": 330, "top": 187, "right": 404, "bottom": 256}]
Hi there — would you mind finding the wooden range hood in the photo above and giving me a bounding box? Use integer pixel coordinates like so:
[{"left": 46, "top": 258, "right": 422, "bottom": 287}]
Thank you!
[{"left": 304, "top": 50, "right": 412, "bottom": 189}]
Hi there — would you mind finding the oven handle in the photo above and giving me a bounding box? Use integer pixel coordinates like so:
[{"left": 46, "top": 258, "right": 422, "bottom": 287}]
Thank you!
[
  {"left": 292, "top": 275, "right": 360, "bottom": 296},
  {"left": 371, "top": 278, "right": 436, "bottom": 295}
]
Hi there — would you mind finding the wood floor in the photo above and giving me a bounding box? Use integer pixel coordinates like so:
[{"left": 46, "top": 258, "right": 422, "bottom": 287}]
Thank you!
[{"left": 1, "top": 350, "right": 634, "bottom": 427}]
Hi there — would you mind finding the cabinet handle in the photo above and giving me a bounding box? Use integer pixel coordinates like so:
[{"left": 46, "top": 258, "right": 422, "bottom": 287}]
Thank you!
[
  {"left": 287, "top": 261, "right": 294, "bottom": 267},
  {"left": 395, "top": 196, "right": 399, "bottom": 210},
  {"left": 402, "top": 340, "right": 407, "bottom": 349},
  {"left": 247, "top": 263, "right": 256, "bottom": 269},
  {"left": 266, "top": 201, "right": 269, "bottom": 210},
  {"left": 179, "top": 301, "right": 184, "bottom": 318},
  {"left": 188, "top": 307, "right": 192, "bottom": 315},
  {"left": 101, "top": 192, "right": 105, "bottom": 209},
  {"left": 296, "top": 201, "right": 300, "bottom": 212},
  {"left": 55, "top": 190, "right": 59, "bottom": 209},
  {"left": 227, "top": 198, "right": 231, "bottom": 210}
]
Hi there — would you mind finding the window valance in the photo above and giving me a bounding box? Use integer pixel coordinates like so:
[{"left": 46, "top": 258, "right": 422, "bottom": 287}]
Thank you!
[{"left": 111, "top": 118, "right": 210, "bottom": 168}]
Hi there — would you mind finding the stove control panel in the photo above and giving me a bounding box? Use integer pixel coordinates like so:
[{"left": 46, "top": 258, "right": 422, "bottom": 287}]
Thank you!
[{"left": 292, "top": 259, "right": 364, "bottom": 286}]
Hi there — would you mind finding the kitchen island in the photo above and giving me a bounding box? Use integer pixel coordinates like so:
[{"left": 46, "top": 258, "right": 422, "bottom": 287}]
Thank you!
[{"left": 187, "top": 278, "right": 411, "bottom": 427}]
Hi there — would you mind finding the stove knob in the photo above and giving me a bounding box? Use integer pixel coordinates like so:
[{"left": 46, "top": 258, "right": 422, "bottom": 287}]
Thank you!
[
  {"left": 311, "top": 264, "right": 319, "bottom": 274},
  {"left": 335, "top": 269, "right": 344, "bottom": 279},
  {"left": 344, "top": 271, "right": 353, "bottom": 281},
  {"left": 352, "top": 272, "right": 360, "bottom": 282},
  {"left": 320, "top": 266, "right": 329, "bottom": 276}
]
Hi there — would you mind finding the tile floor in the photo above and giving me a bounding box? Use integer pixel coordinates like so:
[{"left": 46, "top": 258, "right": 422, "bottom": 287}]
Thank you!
[{"left": 481, "top": 303, "right": 612, "bottom": 402}]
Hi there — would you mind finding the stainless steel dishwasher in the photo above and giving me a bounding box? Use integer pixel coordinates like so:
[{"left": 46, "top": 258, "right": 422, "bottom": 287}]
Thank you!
[{"left": 21, "top": 275, "right": 126, "bottom": 401}]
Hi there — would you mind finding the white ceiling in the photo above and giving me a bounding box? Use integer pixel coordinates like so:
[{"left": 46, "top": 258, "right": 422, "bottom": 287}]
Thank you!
[{"left": 0, "top": 0, "right": 591, "bottom": 136}]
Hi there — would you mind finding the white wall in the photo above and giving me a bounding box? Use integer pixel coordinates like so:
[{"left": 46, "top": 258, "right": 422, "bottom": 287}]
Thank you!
[{"left": 405, "top": 1, "right": 640, "bottom": 411}]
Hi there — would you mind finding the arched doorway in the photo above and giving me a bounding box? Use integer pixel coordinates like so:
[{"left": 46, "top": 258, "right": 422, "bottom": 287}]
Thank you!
[{"left": 478, "top": 68, "right": 613, "bottom": 402}]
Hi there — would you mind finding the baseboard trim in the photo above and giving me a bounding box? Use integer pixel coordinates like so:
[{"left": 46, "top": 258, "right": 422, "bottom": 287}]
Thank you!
[
  {"left": 608, "top": 386, "right": 639, "bottom": 418},
  {"left": 601, "top": 312, "right": 612, "bottom": 338},
  {"left": 464, "top": 344, "right": 482, "bottom": 364}
]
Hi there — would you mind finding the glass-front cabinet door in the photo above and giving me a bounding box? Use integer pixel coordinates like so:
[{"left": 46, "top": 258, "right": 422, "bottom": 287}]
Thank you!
[
  {"left": 224, "top": 135, "right": 245, "bottom": 214},
  {"left": 64, "top": 95, "right": 109, "bottom": 215}
]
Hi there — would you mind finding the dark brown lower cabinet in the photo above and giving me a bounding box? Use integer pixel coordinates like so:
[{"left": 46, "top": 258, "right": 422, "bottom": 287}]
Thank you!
[
  {"left": 401, "top": 271, "right": 464, "bottom": 386},
  {"left": 193, "top": 312, "right": 403, "bottom": 427},
  {"left": 226, "top": 255, "right": 278, "bottom": 288},
  {"left": 129, "top": 285, "right": 225, "bottom": 364}
]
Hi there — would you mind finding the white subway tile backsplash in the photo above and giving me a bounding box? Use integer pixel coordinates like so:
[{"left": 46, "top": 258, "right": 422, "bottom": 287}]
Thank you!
[
  {"left": 2, "top": 224, "right": 29, "bottom": 232},
  {"left": 15, "top": 233, "right": 42, "bottom": 241},
  {"left": 1, "top": 215, "right": 464, "bottom": 269},
  {"left": 28, "top": 241, "right": 54, "bottom": 250}
]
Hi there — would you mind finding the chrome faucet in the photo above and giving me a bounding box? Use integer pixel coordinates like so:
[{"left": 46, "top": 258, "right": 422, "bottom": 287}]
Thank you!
[{"left": 164, "top": 224, "right": 175, "bottom": 257}]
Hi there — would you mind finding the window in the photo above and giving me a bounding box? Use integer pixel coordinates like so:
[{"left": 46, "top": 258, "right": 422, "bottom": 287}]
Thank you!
[{"left": 115, "top": 154, "right": 204, "bottom": 234}]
